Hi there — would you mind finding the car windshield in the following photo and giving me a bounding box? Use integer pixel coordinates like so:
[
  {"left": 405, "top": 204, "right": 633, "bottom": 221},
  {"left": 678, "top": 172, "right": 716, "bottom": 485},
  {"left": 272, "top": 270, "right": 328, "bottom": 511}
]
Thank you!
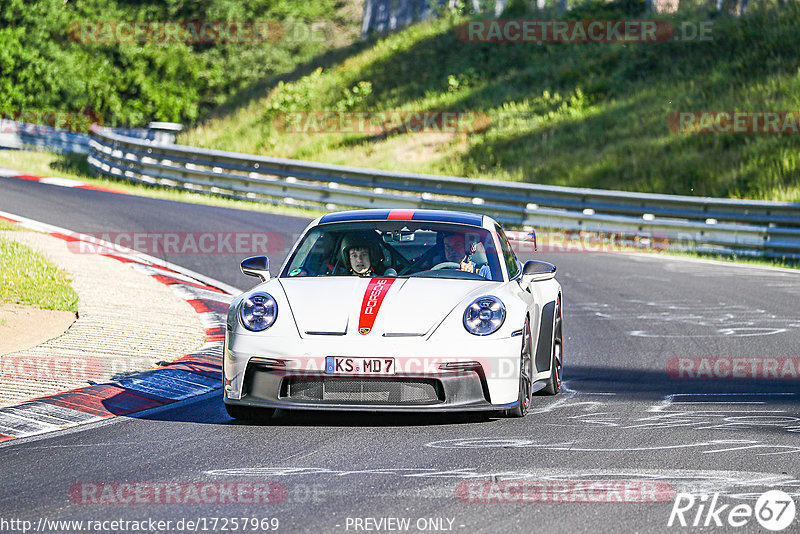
[{"left": 281, "top": 221, "right": 503, "bottom": 281}]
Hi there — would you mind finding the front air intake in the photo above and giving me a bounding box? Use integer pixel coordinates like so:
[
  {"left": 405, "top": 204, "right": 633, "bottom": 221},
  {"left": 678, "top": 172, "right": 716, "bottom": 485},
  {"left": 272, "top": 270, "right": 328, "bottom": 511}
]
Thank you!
[{"left": 281, "top": 377, "right": 443, "bottom": 404}]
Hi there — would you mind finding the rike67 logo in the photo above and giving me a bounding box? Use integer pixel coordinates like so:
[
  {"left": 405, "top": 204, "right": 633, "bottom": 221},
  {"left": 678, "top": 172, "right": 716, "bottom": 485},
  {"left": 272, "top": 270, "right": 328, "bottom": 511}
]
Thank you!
[{"left": 668, "top": 491, "right": 796, "bottom": 531}]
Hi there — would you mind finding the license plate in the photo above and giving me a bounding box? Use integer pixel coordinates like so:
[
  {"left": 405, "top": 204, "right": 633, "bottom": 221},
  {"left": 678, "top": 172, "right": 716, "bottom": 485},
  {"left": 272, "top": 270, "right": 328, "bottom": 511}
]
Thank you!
[{"left": 325, "top": 357, "right": 395, "bottom": 375}]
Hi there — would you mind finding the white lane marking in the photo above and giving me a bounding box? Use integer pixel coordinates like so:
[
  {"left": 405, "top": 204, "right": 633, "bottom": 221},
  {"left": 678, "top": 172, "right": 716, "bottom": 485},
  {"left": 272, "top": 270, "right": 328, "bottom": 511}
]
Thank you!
[
  {"left": 169, "top": 283, "right": 233, "bottom": 304},
  {"left": 38, "top": 177, "right": 85, "bottom": 187},
  {"left": 652, "top": 392, "right": 798, "bottom": 412},
  {"left": 0, "top": 167, "right": 24, "bottom": 177}
]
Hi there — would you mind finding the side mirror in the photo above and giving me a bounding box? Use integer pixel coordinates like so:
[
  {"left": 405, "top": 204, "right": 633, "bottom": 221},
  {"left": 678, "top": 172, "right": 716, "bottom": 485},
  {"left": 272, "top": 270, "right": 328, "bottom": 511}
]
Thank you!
[
  {"left": 241, "top": 256, "right": 270, "bottom": 281},
  {"left": 521, "top": 260, "right": 556, "bottom": 283}
]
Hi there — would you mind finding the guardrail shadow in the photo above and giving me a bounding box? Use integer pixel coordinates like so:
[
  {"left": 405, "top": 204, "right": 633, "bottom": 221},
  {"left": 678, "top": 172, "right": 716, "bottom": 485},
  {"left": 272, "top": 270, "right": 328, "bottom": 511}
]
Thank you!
[{"left": 125, "top": 391, "right": 496, "bottom": 427}]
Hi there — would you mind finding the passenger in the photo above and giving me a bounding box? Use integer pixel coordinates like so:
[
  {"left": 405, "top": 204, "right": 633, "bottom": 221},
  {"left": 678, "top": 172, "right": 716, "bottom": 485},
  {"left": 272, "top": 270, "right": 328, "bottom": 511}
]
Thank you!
[{"left": 441, "top": 233, "right": 492, "bottom": 280}]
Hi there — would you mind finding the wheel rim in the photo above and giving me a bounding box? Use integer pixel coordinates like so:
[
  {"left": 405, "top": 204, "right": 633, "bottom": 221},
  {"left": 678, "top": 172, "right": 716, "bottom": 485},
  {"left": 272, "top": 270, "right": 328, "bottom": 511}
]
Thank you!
[
  {"left": 520, "top": 319, "right": 533, "bottom": 410},
  {"left": 553, "top": 296, "right": 563, "bottom": 388}
]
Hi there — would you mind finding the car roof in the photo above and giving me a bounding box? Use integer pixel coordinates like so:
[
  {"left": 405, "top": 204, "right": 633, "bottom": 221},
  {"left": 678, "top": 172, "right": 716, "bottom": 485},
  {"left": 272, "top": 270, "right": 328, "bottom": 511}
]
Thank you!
[{"left": 318, "top": 209, "right": 484, "bottom": 227}]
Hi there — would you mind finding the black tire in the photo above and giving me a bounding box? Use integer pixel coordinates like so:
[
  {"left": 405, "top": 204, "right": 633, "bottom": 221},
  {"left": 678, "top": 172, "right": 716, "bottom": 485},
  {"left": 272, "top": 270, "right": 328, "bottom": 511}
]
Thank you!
[
  {"left": 506, "top": 317, "right": 534, "bottom": 417},
  {"left": 225, "top": 403, "right": 276, "bottom": 421},
  {"left": 539, "top": 294, "right": 563, "bottom": 395}
]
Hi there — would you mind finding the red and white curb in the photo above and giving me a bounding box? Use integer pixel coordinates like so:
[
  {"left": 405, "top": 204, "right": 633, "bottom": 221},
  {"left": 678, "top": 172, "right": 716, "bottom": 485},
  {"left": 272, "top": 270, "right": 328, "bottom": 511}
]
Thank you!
[
  {"left": 0, "top": 167, "right": 127, "bottom": 194},
  {"left": 0, "top": 210, "right": 241, "bottom": 443}
]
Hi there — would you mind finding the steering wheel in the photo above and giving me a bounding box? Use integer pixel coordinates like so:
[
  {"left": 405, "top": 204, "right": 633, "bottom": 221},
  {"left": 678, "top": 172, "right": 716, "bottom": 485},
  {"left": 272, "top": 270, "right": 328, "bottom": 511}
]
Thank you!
[{"left": 431, "top": 261, "right": 461, "bottom": 270}]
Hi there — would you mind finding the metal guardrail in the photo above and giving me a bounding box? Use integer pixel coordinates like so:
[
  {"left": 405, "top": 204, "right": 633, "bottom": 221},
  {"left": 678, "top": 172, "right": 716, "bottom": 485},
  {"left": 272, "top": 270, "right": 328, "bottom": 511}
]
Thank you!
[
  {"left": 85, "top": 125, "right": 800, "bottom": 260},
  {"left": 0, "top": 120, "right": 183, "bottom": 154},
  {"left": 0, "top": 121, "right": 92, "bottom": 154},
  {"left": 1, "top": 119, "right": 797, "bottom": 260}
]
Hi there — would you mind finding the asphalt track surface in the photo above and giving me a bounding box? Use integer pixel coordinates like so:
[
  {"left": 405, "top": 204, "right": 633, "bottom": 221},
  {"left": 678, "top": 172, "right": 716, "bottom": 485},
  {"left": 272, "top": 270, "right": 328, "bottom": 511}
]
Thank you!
[{"left": 2, "top": 178, "right": 800, "bottom": 533}]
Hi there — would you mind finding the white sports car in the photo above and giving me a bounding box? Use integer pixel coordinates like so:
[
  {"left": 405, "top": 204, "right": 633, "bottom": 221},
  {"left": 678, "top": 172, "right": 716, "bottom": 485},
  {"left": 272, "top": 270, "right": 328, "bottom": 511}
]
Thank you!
[{"left": 223, "top": 209, "right": 562, "bottom": 419}]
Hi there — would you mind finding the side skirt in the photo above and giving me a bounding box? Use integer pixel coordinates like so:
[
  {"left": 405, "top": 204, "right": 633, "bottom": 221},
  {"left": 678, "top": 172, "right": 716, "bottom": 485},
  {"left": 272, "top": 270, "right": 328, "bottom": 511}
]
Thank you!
[{"left": 534, "top": 300, "right": 556, "bottom": 374}]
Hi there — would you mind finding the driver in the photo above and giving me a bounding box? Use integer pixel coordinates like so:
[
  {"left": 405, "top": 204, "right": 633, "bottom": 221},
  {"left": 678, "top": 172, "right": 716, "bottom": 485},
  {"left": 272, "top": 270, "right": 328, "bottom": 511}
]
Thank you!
[
  {"left": 339, "top": 234, "right": 378, "bottom": 276},
  {"left": 441, "top": 233, "right": 492, "bottom": 279}
]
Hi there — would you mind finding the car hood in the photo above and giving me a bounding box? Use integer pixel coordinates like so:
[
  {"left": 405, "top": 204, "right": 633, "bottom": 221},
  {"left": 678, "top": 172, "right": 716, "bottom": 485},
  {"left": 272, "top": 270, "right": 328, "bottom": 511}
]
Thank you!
[{"left": 279, "top": 277, "right": 498, "bottom": 338}]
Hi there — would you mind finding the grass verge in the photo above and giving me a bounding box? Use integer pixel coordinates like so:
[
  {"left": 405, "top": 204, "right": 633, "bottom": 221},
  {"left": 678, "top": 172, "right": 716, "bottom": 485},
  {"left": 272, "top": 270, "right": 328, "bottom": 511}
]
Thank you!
[{"left": 0, "top": 229, "right": 79, "bottom": 312}]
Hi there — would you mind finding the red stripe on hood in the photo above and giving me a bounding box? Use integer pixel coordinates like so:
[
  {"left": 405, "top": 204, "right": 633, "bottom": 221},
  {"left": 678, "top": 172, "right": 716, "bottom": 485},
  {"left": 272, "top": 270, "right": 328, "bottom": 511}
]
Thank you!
[{"left": 358, "top": 278, "right": 396, "bottom": 335}]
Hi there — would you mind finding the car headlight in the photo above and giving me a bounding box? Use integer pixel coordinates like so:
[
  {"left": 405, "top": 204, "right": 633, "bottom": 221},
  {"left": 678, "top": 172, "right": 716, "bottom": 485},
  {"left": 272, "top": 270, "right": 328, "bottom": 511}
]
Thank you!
[
  {"left": 239, "top": 292, "right": 278, "bottom": 331},
  {"left": 463, "top": 296, "right": 505, "bottom": 336}
]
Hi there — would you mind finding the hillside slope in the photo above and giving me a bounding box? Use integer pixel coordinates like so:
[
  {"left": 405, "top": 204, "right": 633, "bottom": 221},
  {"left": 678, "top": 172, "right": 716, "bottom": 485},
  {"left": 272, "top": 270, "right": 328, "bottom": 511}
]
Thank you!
[{"left": 182, "top": 3, "right": 800, "bottom": 201}]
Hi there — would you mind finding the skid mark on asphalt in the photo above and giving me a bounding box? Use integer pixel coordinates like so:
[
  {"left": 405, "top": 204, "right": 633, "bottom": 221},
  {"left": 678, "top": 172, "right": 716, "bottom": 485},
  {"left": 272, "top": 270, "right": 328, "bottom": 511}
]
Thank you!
[
  {"left": 427, "top": 387, "right": 800, "bottom": 456},
  {"left": 525, "top": 381, "right": 580, "bottom": 414},
  {"left": 531, "top": 388, "right": 800, "bottom": 433},
  {"left": 424, "top": 437, "right": 800, "bottom": 455},
  {"left": 204, "top": 467, "right": 800, "bottom": 499},
  {"left": 574, "top": 300, "right": 800, "bottom": 337}
]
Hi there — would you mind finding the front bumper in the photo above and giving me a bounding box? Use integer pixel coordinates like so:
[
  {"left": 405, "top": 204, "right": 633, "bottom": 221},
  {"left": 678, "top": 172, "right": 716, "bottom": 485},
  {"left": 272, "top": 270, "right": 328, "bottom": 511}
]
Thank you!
[
  {"left": 224, "top": 333, "right": 522, "bottom": 409},
  {"left": 225, "top": 365, "right": 515, "bottom": 413}
]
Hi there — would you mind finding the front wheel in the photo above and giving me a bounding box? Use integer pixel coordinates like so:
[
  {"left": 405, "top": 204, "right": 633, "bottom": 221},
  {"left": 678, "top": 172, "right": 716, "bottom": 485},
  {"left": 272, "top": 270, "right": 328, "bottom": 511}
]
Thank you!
[
  {"left": 225, "top": 403, "right": 276, "bottom": 421},
  {"left": 505, "top": 317, "right": 534, "bottom": 417},
  {"left": 539, "top": 294, "right": 563, "bottom": 395}
]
